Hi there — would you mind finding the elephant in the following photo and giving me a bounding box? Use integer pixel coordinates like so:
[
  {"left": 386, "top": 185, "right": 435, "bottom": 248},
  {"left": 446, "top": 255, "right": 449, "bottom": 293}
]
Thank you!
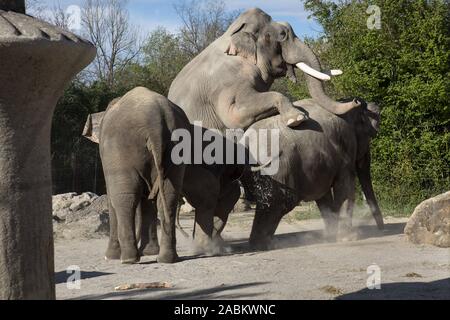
[
  {"left": 239, "top": 98, "right": 384, "bottom": 250},
  {"left": 168, "top": 8, "right": 361, "bottom": 133},
  {"left": 84, "top": 87, "right": 244, "bottom": 263},
  {"left": 98, "top": 87, "right": 190, "bottom": 264}
]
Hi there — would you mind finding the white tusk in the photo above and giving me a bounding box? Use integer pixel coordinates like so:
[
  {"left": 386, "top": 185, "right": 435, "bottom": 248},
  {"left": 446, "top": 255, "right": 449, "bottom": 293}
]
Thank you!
[
  {"left": 296, "top": 62, "right": 331, "bottom": 81},
  {"left": 330, "top": 69, "right": 343, "bottom": 76},
  {"left": 322, "top": 69, "right": 343, "bottom": 77}
]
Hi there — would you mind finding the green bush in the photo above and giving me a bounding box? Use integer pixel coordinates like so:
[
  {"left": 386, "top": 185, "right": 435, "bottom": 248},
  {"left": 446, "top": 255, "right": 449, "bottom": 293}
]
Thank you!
[{"left": 298, "top": 0, "right": 450, "bottom": 214}]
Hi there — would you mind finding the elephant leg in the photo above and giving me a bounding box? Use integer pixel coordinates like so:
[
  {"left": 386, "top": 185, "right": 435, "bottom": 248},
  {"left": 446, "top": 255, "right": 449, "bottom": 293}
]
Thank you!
[
  {"left": 250, "top": 206, "right": 285, "bottom": 251},
  {"left": 213, "top": 181, "right": 241, "bottom": 239},
  {"left": 221, "top": 89, "right": 307, "bottom": 128},
  {"left": 316, "top": 191, "right": 339, "bottom": 242},
  {"left": 139, "top": 198, "right": 160, "bottom": 256},
  {"left": 156, "top": 173, "right": 183, "bottom": 264},
  {"left": 112, "top": 193, "right": 140, "bottom": 264},
  {"left": 183, "top": 166, "right": 221, "bottom": 254},
  {"left": 105, "top": 196, "right": 121, "bottom": 260},
  {"left": 333, "top": 170, "right": 357, "bottom": 241},
  {"left": 194, "top": 205, "right": 218, "bottom": 254},
  {"left": 249, "top": 176, "right": 293, "bottom": 251},
  {"left": 267, "top": 213, "right": 285, "bottom": 238}
]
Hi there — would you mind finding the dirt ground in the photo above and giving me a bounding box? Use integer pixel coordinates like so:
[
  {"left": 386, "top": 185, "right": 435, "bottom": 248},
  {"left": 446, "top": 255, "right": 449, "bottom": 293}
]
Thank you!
[{"left": 55, "top": 211, "right": 450, "bottom": 300}]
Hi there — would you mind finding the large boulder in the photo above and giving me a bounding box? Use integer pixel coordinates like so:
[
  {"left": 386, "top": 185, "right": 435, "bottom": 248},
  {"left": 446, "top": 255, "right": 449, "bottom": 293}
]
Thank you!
[
  {"left": 53, "top": 193, "right": 109, "bottom": 240},
  {"left": 52, "top": 192, "right": 99, "bottom": 220},
  {"left": 404, "top": 191, "right": 450, "bottom": 247}
]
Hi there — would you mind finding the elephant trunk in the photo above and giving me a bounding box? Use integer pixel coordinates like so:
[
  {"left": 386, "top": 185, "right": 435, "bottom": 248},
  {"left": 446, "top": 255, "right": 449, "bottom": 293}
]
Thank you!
[
  {"left": 288, "top": 38, "right": 360, "bottom": 115},
  {"left": 357, "top": 152, "right": 384, "bottom": 230}
]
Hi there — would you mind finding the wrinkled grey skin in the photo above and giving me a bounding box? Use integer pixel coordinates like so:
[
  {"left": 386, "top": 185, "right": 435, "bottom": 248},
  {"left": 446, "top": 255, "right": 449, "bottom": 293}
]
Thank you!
[
  {"left": 90, "top": 88, "right": 242, "bottom": 263},
  {"left": 168, "top": 8, "right": 360, "bottom": 133},
  {"left": 241, "top": 99, "right": 384, "bottom": 250},
  {"left": 100, "top": 87, "right": 189, "bottom": 264},
  {"left": 182, "top": 158, "right": 242, "bottom": 253}
]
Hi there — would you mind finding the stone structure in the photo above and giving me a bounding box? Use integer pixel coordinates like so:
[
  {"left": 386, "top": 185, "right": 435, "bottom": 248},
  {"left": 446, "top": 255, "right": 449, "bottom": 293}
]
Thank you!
[{"left": 0, "top": 1, "right": 95, "bottom": 299}]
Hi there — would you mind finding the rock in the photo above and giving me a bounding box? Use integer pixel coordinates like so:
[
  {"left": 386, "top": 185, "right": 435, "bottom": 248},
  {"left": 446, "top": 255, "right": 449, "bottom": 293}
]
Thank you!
[
  {"left": 52, "top": 192, "right": 99, "bottom": 220},
  {"left": 53, "top": 193, "right": 109, "bottom": 240},
  {"left": 65, "top": 195, "right": 108, "bottom": 223},
  {"left": 68, "top": 192, "right": 99, "bottom": 212},
  {"left": 58, "top": 210, "right": 109, "bottom": 240},
  {"left": 404, "top": 191, "right": 450, "bottom": 247},
  {"left": 52, "top": 192, "right": 77, "bottom": 212}
]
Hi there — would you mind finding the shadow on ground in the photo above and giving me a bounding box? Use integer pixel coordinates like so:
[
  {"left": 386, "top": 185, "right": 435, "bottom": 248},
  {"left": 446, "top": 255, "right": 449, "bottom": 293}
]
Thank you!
[
  {"left": 225, "top": 222, "right": 406, "bottom": 254},
  {"left": 337, "top": 277, "right": 450, "bottom": 300},
  {"left": 55, "top": 270, "right": 113, "bottom": 284},
  {"left": 70, "top": 282, "right": 268, "bottom": 300}
]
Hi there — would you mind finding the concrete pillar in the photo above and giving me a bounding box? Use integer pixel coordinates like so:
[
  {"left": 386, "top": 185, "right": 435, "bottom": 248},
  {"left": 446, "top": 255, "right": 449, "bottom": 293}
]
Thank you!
[{"left": 0, "top": 3, "right": 96, "bottom": 299}]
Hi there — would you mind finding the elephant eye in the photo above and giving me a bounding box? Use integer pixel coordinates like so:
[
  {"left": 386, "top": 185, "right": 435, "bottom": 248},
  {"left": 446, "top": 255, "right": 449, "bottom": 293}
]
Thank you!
[{"left": 278, "top": 30, "right": 287, "bottom": 42}]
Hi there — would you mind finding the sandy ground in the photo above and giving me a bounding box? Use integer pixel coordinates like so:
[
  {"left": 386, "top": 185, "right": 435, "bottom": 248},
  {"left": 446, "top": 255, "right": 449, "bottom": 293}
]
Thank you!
[{"left": 55, "top": 211, "right": 450, "bottom": 300}]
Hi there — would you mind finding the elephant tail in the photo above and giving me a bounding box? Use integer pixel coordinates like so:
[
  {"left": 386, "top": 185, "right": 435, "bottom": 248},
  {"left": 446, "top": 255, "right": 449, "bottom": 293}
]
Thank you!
[
  {"left": 147, "top": 138, "right": 188, "bottom": 238},
  {"left": 147, "top": 138, "right": 171, "bottom": 237}
]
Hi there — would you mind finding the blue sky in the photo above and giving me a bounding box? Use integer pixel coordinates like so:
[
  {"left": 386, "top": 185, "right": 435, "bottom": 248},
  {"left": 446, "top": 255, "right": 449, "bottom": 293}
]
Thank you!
[{"left": 36, "top": 0, "right": 323, "bottom": 38}]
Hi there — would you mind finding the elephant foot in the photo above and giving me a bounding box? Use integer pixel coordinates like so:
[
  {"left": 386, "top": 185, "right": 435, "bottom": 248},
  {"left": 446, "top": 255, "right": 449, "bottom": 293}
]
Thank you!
[
  {"left": 157, "top": 250, "right": 179, "bottom": 264},
  {"left": 120, "top": 246, "right": 140, "bottom": 264},
  {"left": 140, "top": 244, "right": 160, "bottom": 256},
  {"left": 283, "top": 109, "right": 307, "bottom": 128},
  {"left": 338, "top": 228, "right": 359, "bottom": 242},
  {"left": 249, "top": 238, "right": 271, "bottom": 251},
  {"left": 213, "top": 234, "right": 226, "bottom": 247},
  {"left": 322, "top": 229, "right": 338, "bottom": 243},
  {"left": 323, "top": 235, "right": 338, "bottom": 243},
  {"left": 105, "top": 245, "right": 121, "bottom": 260},
  {"left": 193, "top": 237, "right": 224, "bottom": 256}
]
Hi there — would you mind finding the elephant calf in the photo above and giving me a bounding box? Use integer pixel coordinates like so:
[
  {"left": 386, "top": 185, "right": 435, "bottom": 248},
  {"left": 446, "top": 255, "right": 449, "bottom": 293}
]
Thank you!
[
  {"left": 241, "top": 99, "right": 384, "bottom": 249},
  {"left": 99, "top": 87, "right": 191, "bottom": 264},
  {"left": 86, "top": 87, "right": 243, "bottom": 263}
]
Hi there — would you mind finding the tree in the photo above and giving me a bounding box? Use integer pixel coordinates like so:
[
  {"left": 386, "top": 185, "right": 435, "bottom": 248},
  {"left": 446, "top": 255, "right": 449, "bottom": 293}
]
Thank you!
[
  {"left": 124, "top": 27, "right": 190, "bottom": 95},
  {"left": 50, "top": 0, "right": 74, "bottom": 30},
  {"left": 81, "top": 0, "right": 140, "bottom": 88},
  {"left": 25, "top": 0, "right": 45, "bottom": 17},
  {"left": 301, "top": 0, "right": 450, "bottom": 212},
  {"left": 174, "top": 0, "right": 239, "bottom": 58}
]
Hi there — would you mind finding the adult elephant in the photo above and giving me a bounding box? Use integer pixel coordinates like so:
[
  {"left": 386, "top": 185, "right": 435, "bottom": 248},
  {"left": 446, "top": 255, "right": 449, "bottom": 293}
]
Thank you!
[
  {"left": 168, "top": 8, "right": 360, "bottom": 132},
  {"left": 240, "top": 99, "right": 384, "bottom": 250}
]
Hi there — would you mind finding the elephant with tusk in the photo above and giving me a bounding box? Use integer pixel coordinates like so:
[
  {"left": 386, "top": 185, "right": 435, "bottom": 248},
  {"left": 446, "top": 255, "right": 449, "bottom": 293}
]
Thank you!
[{"left": 168, "top": 7, "right": 360, "bottom": 133}]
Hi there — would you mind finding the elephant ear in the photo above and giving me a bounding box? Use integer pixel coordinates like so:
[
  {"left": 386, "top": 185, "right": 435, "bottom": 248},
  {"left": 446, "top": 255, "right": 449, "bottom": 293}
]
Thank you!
[{"left": 225, "top": 23, "right": 258, "bottom": 65}]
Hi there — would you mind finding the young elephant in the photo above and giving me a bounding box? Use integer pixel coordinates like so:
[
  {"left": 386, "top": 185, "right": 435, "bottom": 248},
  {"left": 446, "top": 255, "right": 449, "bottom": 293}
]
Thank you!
[
  {"left": 241, "top": 99, "right": 384, "bottom": 250},
  {"left": 98, "top": 87, "right": 190, "bottom": 264},
  {"left": 84, "top": 87, "right": 243, "bottom": 263}
]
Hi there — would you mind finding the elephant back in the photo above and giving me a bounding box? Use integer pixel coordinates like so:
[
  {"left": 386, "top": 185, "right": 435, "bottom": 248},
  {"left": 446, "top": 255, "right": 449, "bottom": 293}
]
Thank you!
[{"left": 244, "top": 99, "right": 353, "bottom": 199}]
